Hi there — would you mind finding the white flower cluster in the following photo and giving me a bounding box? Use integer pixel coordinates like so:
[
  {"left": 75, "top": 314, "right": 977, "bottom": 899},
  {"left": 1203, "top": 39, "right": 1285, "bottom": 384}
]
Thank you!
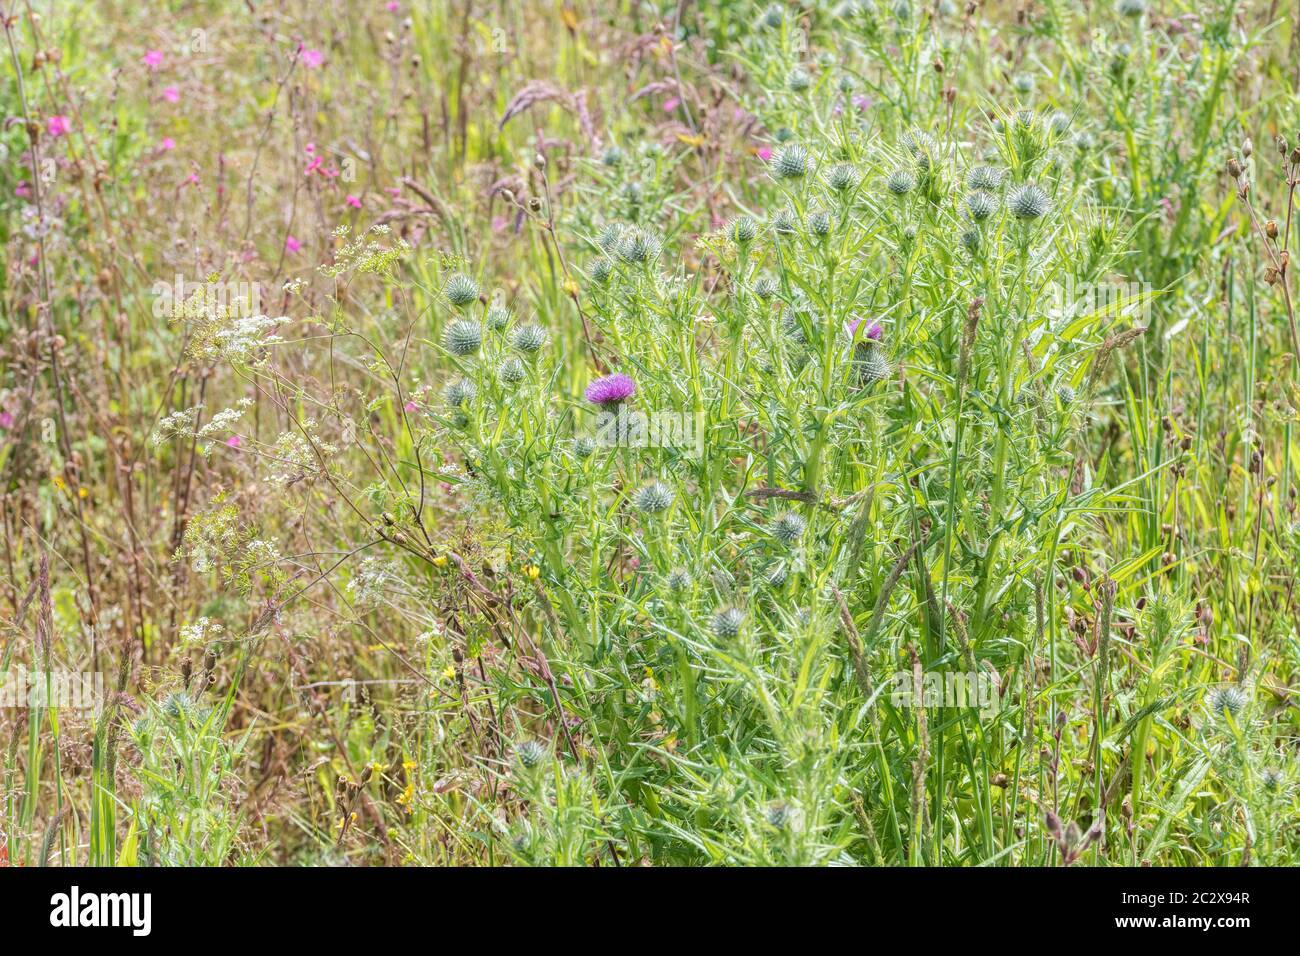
[
  {"left": 151, "top": 406, "right": 203, "bottom": 445},
  {"left": 265, "top": 422, "right": 337, "bottom": 485},
  {"left": 179, "top": 616, "right": 226, "bottom": 649},
  {"left": 197, "top": 398, "right": 253, "bottom": 439},
  {"left": 347, "top": 556, "right": 397, "bottom": 607}
]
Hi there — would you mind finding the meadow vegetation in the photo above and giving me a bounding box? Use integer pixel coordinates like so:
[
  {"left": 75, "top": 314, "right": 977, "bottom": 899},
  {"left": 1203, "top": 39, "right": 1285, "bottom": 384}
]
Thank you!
[{"left": 1, "top": 0, "right": 1298, "bottom": 866}]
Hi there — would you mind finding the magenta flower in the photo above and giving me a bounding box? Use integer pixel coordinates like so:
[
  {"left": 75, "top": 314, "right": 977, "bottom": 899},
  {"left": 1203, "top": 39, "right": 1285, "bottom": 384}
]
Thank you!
[
  {"left": 386, "top": 0, "right": 400, "bottom": 10},
  {"left": 46, "top": 115, "right": 71, "bottom": 138},
  {"left": 285, "top": 235, "right": 301, "bottom": 254},
  {"left": 143, "top": 49, "right": 164, "bottom": 70},
  {"left": 844, "top": 316, "right": 882, "bottom": 341},
  {"left": 662, "top": 96, "right": 681, "bottom": 113},
  {"left": 162, "top": 86, "right": 180, "bottom": 103},
  {"left": 757, "top": 146, "right": 773, "bottom": 162},
  {"left": 15, "top": 180, "right": 32, "bottom": 198},
  {"left": 225, "top": 434, "right": 242, "bottom": 448},
  {"left": 160, "top": 137, "right": 176, "bottom": 151},
  {"left": 584, "top": 372, "right": 636, "bottom": 406},
  {"left": 346, "top": 194, "right": 362, "bottom": 209},
  {"left": 404, "top": 400, "right": 417, "bottom": 414},
  {"left": 301, "top": 48, "right": 325, "bottom": 68},
  {"left": 0, "top": 411, "right": 13, "bottom": 429}
]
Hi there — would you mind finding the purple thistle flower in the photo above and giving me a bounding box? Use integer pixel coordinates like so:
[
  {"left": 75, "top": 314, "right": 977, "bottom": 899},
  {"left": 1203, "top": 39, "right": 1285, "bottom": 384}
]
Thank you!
[
  {"left": 844, "top": 317, "right": 883, "bottom": 341},
  {"left": 585, "top": 372, "right": 636, "bottom": 406}
]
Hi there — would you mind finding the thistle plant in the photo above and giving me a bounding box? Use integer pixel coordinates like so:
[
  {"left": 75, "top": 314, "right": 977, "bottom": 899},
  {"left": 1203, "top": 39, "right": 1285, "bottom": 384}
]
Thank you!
[{"left": 5, "top": 0, "right": 1298, "bottom": 874}]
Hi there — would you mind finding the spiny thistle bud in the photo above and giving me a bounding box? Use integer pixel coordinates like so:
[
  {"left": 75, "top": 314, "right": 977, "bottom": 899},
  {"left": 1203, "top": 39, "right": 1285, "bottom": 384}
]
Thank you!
[
  {"left": 960, "top": 228, "right": 981, "bottom": 255},
  {"left": 633, "top": 481, "right": 674, "bottom": 514},
  {"left": 1056, "top": 384, "right": 1076, "bottom": 405},
  {"left": 498, "top": 356, "right": 526, "bottom": 384},
  {"left": 1118, "top": 0, "right": 1147, "bottom": 15},
  {"left": 667, "top": 567, "right": 692, "bottom": 591},
  {"left": 761, "top": 3, "right": 784, "bottom": 27},
  {"left": 602, "top": 145, "right": 623, "bottom": 167},
  {"left": 754, "top": 275, "right": 779, "bottom": 299},
  {"left": 1207, "top": 685, "right": 1249, "bottom": 721},
  {"left": 966, "top": 190, "right": 998, "bottom": 222},
  {"left": 511, "top": 324, "right": 548, "bottom": 354},
  {"left": 966, "top": 165, "right": 1003, "bottom": 191},
  {"left": 1008, "top": 182, "right": 1050, "bottom": 219},
  {"left": 1073, "top": 131, "right": 1095, "bottom": 151},
  {"left": 886, "top": 168, "right": 916, "bottom": 195},
  {"left": 772, "top": 143, "right": 811, "bottom": 179},
  {"left": 766, "top": 800, "right": 793, "bottom": 828},
  {"left": 1012, "top": 74, "right": 1034, "bottom": 94},
  {"left": 486, "top": 304, "right": 512, "bottom": 330},
  {"left": 444, "top": 273, "right": 479, "bottom": 307},
  {"left": 772, "top": 207, "right": 799, "bottom": 234},
  {"left": 444, "top": 319, "right": 483, "bottom": 356},
  {"left": 765, "top": 563, "right": 789, "bottom": 587},
  {"left": 771, "top": 511, "right": 807, "bottom": 544},
  {"left": 854, "top": 342, "right": 890, "bottom": 384},
  {"left": 1261, "top": 767, "right": 1284, "bottom": 794},
  {"left": 1013, "top": 108, "right": 1036, "bottom": 129},
  {"left": 444, "top": 377, "right": 476, "bottom": 407},
  {"left": 1048, "top": 111, "right": 1070, "bottom": 136},
  {"left": 597, "top": 223, "right": 625, "bottom": 254},
  {"left": 573, "top": 435, "right": 596, "bottom": 459},
  {"left": 616, "top": 227, "right": 660, "bottom": 263},
  {"left": 787, "top": 68, "right": 810, "bottom": 92},
  {"left": 590, "top": 257, "right": 614, "bottom": 283},
  {"left": 902, "top": 128, "right": 937, "bottom": 167},
  {"left": 807, "top": 210, "right": 832, "bottom": 236},
  {"left": 728, "top": 215, "right": 758, "bottom": 244},
  {"left": 515, "top": 739, "right": 547, "bottom": 769},
  {"left": 827, "top": 163, "right": 860, "bottom": 191},
  {"left": 710, "top": 606, "right": 745, "bottom": 638},
  {"left": 163, "top": 691, "right": 194, "bottom": 721}
]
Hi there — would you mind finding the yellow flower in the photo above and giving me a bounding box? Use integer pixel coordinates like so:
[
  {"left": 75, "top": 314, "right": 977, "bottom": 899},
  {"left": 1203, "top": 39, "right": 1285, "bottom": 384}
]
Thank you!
[
  {"left": 441, "top": 664, "right": 456, "bottom": 681},
  {"left": 51, "top": 475, "right": 66, "bottom": 491},
  {"left": 432, "top": 554, "right": 449, "bottom": 568},
  {"left": 524, "top": 564, "right": 540, "bottom": 581}
]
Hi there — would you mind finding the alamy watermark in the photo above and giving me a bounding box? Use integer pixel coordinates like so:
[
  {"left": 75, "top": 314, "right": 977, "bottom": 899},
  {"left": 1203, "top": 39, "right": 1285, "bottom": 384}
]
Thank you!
[
  {"left": 1, "top": 666, "right": 106, "bottom": 714},
  {"left": 592, "top": 406, "right": 704, "bottom": 458},
  {"left": 889, "top": 669, "right": 1001, "bottom": 719},
  {"left": 1047, "top": 277, "right": 1152, "bottom": 323},
  {"left": 151, "top": 274, "right": 265, "bottom": 320}
]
